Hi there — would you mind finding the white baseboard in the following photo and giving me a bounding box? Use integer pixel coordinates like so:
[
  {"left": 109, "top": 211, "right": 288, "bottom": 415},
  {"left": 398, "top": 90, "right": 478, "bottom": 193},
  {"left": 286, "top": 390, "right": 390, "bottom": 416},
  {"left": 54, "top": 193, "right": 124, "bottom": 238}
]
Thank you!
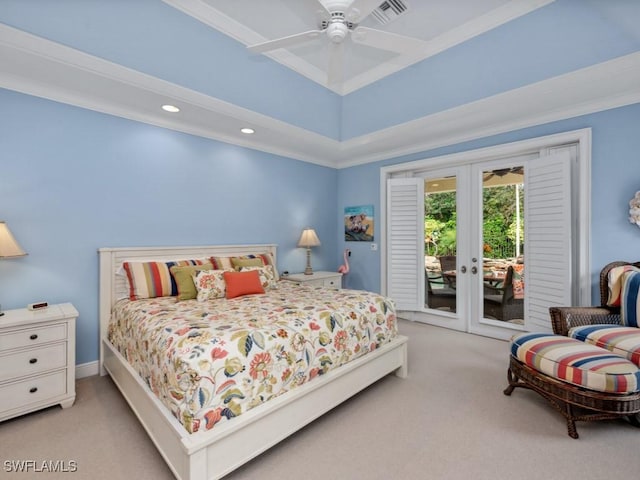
[{"left": 76, "top": 361, "right": 99, "bottom": 379}]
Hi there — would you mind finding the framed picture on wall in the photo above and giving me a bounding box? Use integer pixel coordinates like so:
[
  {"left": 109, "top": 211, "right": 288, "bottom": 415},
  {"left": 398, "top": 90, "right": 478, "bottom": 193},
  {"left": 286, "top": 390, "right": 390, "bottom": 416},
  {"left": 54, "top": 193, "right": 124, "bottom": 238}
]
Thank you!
[{"left": 344, "top": 205, "right": 374, "bottom": 241}]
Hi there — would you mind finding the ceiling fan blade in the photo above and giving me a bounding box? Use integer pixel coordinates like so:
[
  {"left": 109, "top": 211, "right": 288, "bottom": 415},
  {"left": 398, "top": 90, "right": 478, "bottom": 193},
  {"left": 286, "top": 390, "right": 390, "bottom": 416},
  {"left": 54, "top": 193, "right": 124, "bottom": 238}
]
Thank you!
[
  {"left": 351, "top": 26, "right": 427, "bottom": 54},
  {"left": 327, "top": 42, "right": 345, "bottom": 86},
  {"left": 247, "top": 30, "right": 323, "bottom": 54},
  {"left": 314, "top": 0, "right": 332, "bottom": 16},
  {"left": 345, "top": 0, "right": 384, "bottom": 23}
]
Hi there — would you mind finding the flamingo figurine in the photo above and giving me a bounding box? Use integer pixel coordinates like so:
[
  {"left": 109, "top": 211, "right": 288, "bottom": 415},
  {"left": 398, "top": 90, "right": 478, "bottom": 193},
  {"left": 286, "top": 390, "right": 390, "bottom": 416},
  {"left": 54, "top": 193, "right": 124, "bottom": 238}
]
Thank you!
[{"left": 338, "top": 249, "right": 350, "bottom": 274}]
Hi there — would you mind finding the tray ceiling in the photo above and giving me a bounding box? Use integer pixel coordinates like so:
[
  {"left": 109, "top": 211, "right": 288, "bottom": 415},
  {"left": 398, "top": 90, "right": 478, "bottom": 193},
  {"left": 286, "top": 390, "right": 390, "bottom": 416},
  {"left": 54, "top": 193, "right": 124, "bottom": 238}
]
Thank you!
[
  {"left": 2, "top": 1, "right": 640, "bottom": 168},
  {"left": 165, "top": 0, "right": 553, "bottom": 94}
]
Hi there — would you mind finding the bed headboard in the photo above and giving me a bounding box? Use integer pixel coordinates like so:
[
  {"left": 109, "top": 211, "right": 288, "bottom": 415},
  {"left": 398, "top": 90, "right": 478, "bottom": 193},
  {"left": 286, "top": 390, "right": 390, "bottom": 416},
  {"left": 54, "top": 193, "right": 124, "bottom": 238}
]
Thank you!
[{"left": 98, "top": 244, "right": 277, "bottom": 372}]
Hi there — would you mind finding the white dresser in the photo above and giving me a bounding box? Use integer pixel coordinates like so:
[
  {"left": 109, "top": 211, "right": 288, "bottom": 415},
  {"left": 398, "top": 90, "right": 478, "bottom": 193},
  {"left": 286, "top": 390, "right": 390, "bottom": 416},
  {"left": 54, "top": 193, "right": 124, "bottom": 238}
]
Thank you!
[
  {"left": 281, "top": 271, "right": 342, "bottom": 289},
  {"left": 0, "top": 303, "right": 78, "bottom": 422}
]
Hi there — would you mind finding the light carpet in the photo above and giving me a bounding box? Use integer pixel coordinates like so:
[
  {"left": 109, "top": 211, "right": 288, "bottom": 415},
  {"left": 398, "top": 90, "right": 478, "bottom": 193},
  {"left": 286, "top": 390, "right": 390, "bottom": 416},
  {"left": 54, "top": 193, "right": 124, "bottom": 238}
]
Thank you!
[{"left": 1, "top": 320, "right": 639, "bottom": 479}]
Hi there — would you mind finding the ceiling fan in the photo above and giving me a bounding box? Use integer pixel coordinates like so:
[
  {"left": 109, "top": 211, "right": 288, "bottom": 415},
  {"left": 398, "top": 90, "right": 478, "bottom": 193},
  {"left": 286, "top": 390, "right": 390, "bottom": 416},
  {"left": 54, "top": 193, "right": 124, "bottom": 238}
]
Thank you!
[
  {"left": 483, "top": 167, "right": 525, "bottom": 181},
  {"left": 247, "top": 0, "right": 427, "bottom": 86}
]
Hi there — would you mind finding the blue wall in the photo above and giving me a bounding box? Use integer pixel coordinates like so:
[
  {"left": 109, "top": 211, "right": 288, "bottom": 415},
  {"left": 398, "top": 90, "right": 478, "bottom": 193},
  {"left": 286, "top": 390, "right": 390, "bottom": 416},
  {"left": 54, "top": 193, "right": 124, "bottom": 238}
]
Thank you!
[
  {"left": 2, "top": 1, "right": 640, "bottom": 367},
  {"left": 336, "top": 102, "right": 640, "bottom": 300},
  {"left": 3, "top": 90, "right": 640, "bottom": 367},
  {"left": 0, "top": 88, "right": 338, "bottom": 365}
]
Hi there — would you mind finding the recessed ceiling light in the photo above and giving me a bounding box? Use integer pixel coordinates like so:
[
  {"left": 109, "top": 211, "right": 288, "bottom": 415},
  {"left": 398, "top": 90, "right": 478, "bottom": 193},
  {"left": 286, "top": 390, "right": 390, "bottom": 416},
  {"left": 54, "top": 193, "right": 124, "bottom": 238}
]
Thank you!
[
  {"left": 161, "top": 104, "right": 180, "bottom": 113},
  {"left": 240, "top": 128, "right": 255, "bottom": 134}
]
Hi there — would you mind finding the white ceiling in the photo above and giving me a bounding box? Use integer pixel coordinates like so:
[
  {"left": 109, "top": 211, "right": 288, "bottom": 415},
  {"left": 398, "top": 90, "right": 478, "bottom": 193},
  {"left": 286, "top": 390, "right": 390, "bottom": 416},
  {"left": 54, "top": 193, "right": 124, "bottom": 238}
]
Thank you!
[{"left": 167, "top": 0, "right": 552, "bottom": 94}]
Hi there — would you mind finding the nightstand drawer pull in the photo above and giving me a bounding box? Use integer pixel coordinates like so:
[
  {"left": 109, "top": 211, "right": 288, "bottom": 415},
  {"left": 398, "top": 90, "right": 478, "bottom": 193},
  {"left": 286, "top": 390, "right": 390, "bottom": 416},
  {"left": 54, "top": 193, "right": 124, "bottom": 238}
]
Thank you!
[
  {"left": 1, "top": 324, "right": 67, "bottom": 353},
  {"left": 29, "top": 387, "right": 38, "bottom": 394},
  {"left": 0, "top": 344, "right": 66, "bottom": 382}
]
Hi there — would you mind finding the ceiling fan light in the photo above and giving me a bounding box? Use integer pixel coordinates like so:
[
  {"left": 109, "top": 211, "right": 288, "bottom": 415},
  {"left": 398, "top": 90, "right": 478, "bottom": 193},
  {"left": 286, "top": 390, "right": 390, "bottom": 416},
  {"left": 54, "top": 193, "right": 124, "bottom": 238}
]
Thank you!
[{"left": 326, "top": 22, "right": 348, "bottom": 43}]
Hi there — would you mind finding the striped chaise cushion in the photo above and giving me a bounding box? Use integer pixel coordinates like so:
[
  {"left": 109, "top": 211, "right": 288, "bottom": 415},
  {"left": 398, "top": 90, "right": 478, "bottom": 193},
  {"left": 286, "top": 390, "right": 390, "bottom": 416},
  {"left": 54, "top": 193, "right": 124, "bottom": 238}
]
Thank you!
[
  {"left": 569, "top": 325, "right": 640, "bottom": 367},
  {"left": 511, "top": 333, "right": 640, "bottom": 394}
]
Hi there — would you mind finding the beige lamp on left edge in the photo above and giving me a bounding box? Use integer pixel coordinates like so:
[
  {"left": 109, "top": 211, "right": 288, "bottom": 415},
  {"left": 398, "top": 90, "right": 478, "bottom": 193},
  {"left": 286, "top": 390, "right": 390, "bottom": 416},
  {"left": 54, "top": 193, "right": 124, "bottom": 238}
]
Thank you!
[{"left": 0, "top": 221, "right": 27, "bottom": 316}]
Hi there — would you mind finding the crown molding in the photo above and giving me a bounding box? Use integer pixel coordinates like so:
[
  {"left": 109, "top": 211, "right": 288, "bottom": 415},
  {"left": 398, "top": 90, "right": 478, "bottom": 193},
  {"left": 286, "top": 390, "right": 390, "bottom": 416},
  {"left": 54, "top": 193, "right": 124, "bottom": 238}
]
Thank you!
[
  {"left": 1, "top": 23, "right": 639, "bottom": 170},
  {"left": 337, "top": 51, "right": 640, "bottom": 167},
  {"left": 0, "top": 23, "right": 340, "bottom": 168},
  {"left": 162, "top": 0, "right": 555, "bottom": 96}
]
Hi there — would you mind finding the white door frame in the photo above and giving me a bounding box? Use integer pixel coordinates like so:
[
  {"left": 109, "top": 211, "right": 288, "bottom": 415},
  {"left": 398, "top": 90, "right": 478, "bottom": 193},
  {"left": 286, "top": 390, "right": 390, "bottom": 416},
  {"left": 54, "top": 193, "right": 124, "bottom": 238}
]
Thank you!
[{"left": 380, "top": 128, "right": 591, "bottom": 335}]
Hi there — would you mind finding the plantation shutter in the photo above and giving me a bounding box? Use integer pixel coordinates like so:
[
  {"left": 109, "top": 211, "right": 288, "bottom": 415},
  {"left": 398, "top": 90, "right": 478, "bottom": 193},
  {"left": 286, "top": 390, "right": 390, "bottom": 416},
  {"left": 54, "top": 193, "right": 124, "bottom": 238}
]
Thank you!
[
  {"left": 524, "top": 152, "right": 572, "bottom": 332},
  {"left": 386, "top": 178, "right": 424, "bottom": 311}
]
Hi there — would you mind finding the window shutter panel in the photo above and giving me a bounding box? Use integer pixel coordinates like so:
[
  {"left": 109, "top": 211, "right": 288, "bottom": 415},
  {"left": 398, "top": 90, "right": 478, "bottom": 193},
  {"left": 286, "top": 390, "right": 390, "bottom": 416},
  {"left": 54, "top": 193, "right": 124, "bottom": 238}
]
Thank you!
[
  {"left": 387, "top": 178, "right": 424, "bottom": 311},
  {"left": 524, "top": 152, "right": 572, "bottom": 331}
]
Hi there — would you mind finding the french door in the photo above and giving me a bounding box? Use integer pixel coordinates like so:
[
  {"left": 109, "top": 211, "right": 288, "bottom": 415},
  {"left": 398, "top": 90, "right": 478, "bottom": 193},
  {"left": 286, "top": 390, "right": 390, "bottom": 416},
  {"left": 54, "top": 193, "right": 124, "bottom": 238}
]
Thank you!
[{"left": 386, "top": 151, "right": 573, "bottom": 339}]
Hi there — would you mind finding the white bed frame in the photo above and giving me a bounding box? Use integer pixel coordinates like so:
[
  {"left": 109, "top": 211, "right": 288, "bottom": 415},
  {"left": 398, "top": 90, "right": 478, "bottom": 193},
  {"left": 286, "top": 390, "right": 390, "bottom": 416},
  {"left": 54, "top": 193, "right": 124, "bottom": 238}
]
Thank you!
[{"left": 99, "top": 244, "right": 408, "bottom": 480}]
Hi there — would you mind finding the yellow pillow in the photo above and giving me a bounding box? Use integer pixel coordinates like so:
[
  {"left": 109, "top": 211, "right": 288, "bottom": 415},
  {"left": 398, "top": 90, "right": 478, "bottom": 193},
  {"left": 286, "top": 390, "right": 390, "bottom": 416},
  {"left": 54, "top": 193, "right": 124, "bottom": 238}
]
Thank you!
[
  {"left": 170, "top": 263, "right": 214, "bottom": 301},
  {"left": 231, "top": 257, "right": 264, "bottom": 270}
]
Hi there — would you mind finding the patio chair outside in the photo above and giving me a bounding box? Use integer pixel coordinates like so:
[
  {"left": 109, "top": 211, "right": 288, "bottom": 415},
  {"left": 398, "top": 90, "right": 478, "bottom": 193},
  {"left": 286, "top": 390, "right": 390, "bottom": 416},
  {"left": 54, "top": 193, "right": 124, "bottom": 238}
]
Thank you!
[
  {"left": 483, "top": 265, "right": 524, "bottom": 322},
  {"left": 438, "top": 255, "right": 457, "bottom": 288},
  {"left": 426, "top": 270, "right": 457, "bottom": 311}
]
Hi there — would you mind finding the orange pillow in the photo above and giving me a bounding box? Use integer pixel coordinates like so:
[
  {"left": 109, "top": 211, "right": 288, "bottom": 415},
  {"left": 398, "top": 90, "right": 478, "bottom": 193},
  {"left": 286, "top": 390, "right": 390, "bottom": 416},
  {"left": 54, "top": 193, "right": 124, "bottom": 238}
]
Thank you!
[{"left": 224, "top": 270, "right": 265, "bottom": 299}]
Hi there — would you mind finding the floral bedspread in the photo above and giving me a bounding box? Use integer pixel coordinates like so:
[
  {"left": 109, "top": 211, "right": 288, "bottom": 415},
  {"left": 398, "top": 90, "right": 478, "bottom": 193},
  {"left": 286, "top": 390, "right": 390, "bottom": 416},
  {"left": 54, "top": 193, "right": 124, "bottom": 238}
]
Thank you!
[{"left": 108, "top": 281, "right": 398, "bottom": 434}]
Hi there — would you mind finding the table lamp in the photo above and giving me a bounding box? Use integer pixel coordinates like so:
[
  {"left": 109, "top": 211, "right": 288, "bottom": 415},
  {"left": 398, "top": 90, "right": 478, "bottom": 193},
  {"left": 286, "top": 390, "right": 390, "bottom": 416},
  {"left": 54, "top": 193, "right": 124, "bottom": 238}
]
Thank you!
[
  {"left": 298, "top": 228, "right": 320, "bottom": 275},
  {"left": 0, "top": 221, "right": 27, "bottom": 316}
]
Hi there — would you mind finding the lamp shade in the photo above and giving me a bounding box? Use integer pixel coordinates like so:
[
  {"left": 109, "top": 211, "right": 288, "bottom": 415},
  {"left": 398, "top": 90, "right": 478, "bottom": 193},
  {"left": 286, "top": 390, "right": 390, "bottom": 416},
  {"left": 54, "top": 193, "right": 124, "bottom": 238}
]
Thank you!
[
  {"left": 0, "top": 222, "right": 27, "bottom": 258},
  {"left": 298, "top": 228, "right": 321, "bottom": 248}
]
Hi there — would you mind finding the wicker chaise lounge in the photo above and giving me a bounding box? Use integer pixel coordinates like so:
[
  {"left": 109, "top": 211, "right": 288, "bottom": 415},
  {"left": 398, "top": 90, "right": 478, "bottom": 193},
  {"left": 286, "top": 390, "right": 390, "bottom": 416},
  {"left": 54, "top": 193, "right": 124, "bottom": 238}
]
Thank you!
[
  {"left": 504, "top": 334, "right": 640, "bottom": 438},
  {"left": 505, "top": 261, "right": 640, "bottom": 438}
]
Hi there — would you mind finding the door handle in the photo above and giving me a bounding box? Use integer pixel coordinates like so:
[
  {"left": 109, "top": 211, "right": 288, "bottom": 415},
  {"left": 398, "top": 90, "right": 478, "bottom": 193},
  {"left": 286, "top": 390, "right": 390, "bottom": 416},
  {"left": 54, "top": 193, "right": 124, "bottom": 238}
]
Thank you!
[{"left": 460, "top": 266, "right": 467, "bottom": 273}]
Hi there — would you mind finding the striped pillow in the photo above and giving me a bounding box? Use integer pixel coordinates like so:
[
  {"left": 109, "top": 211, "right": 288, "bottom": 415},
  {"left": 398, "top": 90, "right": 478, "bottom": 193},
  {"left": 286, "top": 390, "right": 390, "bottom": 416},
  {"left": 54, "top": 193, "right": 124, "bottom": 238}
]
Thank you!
[
  {"left": 123, "top": 259, "right": 206, "bottom": 300},
  {"left": 210, "top": 253, "right": 279, "bottom": 280},
  {"left": 209, "top": 256, "right": 233, "bottom": 271},
  {"left": 621, "top": 270, "right": 640, "bottom": 328},
  {"left": 607, "top": 265, "right": 640, "bottom": 307}
]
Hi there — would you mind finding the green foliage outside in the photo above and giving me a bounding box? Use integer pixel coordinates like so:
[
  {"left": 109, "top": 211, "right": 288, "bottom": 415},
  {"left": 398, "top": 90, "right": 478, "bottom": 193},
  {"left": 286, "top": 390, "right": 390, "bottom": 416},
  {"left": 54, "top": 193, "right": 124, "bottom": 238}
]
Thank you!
[{"left": 424, "top": 185, "right": 524, "bottom": 259}]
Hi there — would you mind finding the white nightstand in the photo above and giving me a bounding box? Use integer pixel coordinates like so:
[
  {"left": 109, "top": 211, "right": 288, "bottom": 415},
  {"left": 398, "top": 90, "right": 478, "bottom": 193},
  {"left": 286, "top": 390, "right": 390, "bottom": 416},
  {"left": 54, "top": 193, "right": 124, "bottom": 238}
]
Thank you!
[
  {"left": 281, "top": 271, "right": 342, "bottom": 289},
  {"left": 0, "top": 303, "right": 78, "bottom": 422}
]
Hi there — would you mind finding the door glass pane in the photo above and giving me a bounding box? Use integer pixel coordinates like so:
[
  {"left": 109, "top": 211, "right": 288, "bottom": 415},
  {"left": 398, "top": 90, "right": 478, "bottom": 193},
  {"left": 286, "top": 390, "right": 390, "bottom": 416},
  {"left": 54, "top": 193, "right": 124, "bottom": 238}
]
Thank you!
[
  {"left": 481, "top": 167, "right": 525, "bottom": 326},
  {"left": 424, "top": 176, "right": 457, "bottom": 312}
]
